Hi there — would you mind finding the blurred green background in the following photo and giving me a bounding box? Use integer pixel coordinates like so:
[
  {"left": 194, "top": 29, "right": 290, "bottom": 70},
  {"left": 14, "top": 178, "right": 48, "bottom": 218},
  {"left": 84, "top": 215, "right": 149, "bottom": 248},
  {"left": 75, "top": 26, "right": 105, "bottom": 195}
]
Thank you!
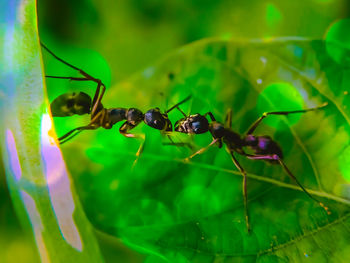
[{"left": 1, "top": 0, "right": 350, "bottom": 262}]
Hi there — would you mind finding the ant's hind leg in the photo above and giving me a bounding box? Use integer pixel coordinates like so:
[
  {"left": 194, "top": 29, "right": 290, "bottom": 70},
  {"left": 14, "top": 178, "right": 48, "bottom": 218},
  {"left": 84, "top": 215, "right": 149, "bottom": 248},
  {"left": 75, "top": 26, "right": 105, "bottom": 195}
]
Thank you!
[
  {"left": 245, "top": 102, "right": 328, "bottom": 135},
  {"left": 245, "top": 154, "right": 330, "bottom": 214},
  {"left": 227, "top": 149, "right": 250, "bottom": 233}
]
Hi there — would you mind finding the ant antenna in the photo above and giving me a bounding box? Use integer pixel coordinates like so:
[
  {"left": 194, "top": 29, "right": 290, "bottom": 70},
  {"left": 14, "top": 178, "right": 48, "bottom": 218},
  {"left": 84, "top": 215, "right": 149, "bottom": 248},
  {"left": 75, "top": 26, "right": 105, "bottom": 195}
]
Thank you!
[{"left": 166, "top": 95, "right": 192, "bottom": 113}]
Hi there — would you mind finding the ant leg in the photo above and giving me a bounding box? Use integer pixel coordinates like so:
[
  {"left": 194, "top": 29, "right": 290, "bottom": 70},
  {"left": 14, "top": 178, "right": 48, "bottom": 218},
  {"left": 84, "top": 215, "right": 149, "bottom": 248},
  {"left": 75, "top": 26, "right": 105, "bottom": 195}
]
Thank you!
[
  {"left": 41, "top": 42, "right": 100, "bottom": 82},
  {"left": 224, "top": 109, "right": 232, "bottom": 128},
  {"left": 202, "top": 112, "right": 222, "bottom": 148},
  {"left": 165, "top": 95, "right": 192, "bottom": 113},
  {"left": 245, "top": 102, "right": 328, "bottom": 135},
  {"left": 41, "top": 43, "right": 106, "bottom": 116},
  {"left": 227, "top": 149, "right": 250, "bottom": 233},
  {"left": 41, "top": 42, "right": 81, "bottom": 71},
  {"left": 58, "top": 110, "right": 103, "bottom": 143},
  {"left": 174, "top": 106, "right": 187, "bottom": 117},
  {"left": 162, "top": 134, "right": 194, "bottom": 151},
  {"left": 58, "top": 125, "right": 96, "bottom": 144},
  {"left": 60, "top": 130, "right": 83, "bottom": 144},
  {"left": 90, "top": 81, "right": 106, "bottom": 117},
  {"left": 184, "top": 138, "right": 220, "bottom": 162},
  {"left": 245, "top": 154, "right": 330, "bottom": 214},
  {"left": 204, "top": 112, "right": 216, "bottom": 122},
  {"left": 119, "top": 122, "right": 146, "bottom": 168},
  {"left": 132, "top": 134, "right": 146, "bottom": 169},
  {"left": 45, "top": 76, "right": 90, "bottom": 81}
]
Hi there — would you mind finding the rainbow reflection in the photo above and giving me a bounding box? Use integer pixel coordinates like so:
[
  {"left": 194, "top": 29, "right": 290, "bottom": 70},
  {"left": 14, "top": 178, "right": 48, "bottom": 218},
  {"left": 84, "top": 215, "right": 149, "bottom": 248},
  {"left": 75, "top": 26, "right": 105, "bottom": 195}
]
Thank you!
[
  {"left": 40, "top": 113, "right": 83, "bottom": 252},
  {"left": 5, "top": 129, "right": 22, "bottom": 182},
  {"left": 20, "top": 190, "right": 50, "bottom": 263}
]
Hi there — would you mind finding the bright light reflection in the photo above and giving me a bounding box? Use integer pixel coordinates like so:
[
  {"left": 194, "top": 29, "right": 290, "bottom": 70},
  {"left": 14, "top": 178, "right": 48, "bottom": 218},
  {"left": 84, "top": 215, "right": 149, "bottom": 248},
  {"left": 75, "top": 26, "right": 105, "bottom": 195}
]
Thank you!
[
  {"left": 5, "top": 129, "right": 22, "bottom": 182},
  {"left": 40, "top": 113, "right": 83, "bottom": 251},
  {"left": 21, "top": 190, "right": 50, "bottom": 263}
]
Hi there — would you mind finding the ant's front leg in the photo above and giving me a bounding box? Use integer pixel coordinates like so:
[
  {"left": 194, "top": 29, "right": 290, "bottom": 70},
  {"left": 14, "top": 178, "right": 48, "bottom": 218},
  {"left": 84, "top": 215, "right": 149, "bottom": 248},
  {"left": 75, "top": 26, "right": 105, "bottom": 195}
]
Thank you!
[
  {"left": 204, "top": 112, "right": 216, "bottom": 122},
  {"left": 183, "top": 138, "right": 221, "bottom": 162},
  {"left": 161, "top": 132, "right": 194, "bottom": 151},
  {"left": 58, "top": 109, "right": 105, "bottom": 144},
  {"left": 244, "top": 153, "right": 330, "bottom": 214},
  {"left": 245, "top": 102, "right": 328, "bottom": 135},
  {"left": 58, "top": 125, "right": 97, "bottom": 144},
  {"left": 119, "top": 122, "right": 146, "bottom": 168}
]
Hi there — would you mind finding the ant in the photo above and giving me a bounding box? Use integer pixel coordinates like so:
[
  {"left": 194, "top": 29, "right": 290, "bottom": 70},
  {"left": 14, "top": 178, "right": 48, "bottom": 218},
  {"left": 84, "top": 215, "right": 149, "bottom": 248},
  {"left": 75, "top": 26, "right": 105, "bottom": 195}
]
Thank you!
[
  {"left": 173, "top": 101, "right": 330, "bottom": 233},
  {"left": 41, "top": 43, "right": 191, "bottom": 162}
]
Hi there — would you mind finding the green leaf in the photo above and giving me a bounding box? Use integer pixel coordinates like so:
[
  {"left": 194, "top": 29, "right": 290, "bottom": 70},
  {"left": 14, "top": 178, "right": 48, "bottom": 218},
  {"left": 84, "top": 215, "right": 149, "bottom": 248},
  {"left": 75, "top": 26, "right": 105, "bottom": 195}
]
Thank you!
[
  {"left": 0, "top": 1, "right": 103, "bottom": 262},
  {"left": 56, "top": 38, "right": 350, "bottom": 262}
]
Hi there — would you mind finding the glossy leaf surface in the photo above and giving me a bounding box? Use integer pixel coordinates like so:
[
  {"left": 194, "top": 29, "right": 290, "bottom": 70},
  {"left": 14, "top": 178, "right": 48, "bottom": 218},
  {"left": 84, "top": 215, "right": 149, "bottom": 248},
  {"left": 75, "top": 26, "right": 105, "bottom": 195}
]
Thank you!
[{"left": 56, "top": 38, "right": 350, "bottom": 262}]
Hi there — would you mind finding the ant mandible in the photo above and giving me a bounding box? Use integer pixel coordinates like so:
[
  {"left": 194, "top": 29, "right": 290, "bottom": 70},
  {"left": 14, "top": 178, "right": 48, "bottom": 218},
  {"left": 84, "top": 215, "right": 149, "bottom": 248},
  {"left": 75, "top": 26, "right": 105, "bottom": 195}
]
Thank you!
[
  {"left": 173, "top": 101, "right": 330, "bottom": 233},
  {"left": 41, "top": 43, "right": 191, "bottom": 163}
]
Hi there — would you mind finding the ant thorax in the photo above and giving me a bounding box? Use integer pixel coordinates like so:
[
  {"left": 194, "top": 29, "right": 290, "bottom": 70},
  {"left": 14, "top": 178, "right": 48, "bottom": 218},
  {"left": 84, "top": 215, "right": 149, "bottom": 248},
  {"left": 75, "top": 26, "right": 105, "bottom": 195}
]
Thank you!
[
  {"left": 175, "top": 114, "right": 209, "bottom": 134},
  {"left": 208, "top": 122, "right": 226, "bottom": 138}
]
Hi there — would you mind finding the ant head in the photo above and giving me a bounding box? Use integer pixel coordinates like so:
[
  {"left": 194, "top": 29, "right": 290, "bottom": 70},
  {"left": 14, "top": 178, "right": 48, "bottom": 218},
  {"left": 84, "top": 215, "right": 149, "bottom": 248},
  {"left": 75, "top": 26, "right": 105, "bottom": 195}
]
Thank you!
[
  {"left": 51, "top": 92, "right": 92, "bottom": 117},
  {"left": 144, "top": 108, "right": 171, "bottom": 130},
  {"left": 209, "top": 122, "right": 226, "bottom": 139},
  {"left": 190, "top": 114, "right": 209, "bottom": 134},
  {"left": 126, "top": 108, "right": 144, "bottom": 125},
  {"left": 175, "top": 114, "right": 209, "bottom": 134},
  {"left": 174, "top": 118, "right": 186, "bottom": 133}
]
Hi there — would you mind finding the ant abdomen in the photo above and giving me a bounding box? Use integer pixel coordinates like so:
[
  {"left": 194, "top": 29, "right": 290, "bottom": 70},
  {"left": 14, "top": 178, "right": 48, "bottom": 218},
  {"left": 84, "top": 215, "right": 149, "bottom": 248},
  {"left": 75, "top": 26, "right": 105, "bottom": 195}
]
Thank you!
[
  {"left": 51, "top": 92, "right": 92, "bottom": 117},
  {"left": 245, "top": 135, "right": 284, "bottom": 162}
]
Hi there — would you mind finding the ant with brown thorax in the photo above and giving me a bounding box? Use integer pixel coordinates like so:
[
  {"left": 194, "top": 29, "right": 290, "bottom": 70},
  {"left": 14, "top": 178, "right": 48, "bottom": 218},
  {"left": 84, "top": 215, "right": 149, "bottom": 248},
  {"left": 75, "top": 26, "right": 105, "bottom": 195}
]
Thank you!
[{"left": 174, "top": 102, "right": 330, "bottom": 233}]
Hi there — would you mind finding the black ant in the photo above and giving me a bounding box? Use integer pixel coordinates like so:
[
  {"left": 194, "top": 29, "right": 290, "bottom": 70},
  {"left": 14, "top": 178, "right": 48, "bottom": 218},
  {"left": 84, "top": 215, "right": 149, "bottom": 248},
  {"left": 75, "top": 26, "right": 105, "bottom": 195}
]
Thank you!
[
  {"left": 173, "top": 102, "right": 330, "bottom": 233},
  {"left": 41, "top": 43, "right": 191, "bottom": 161}
]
